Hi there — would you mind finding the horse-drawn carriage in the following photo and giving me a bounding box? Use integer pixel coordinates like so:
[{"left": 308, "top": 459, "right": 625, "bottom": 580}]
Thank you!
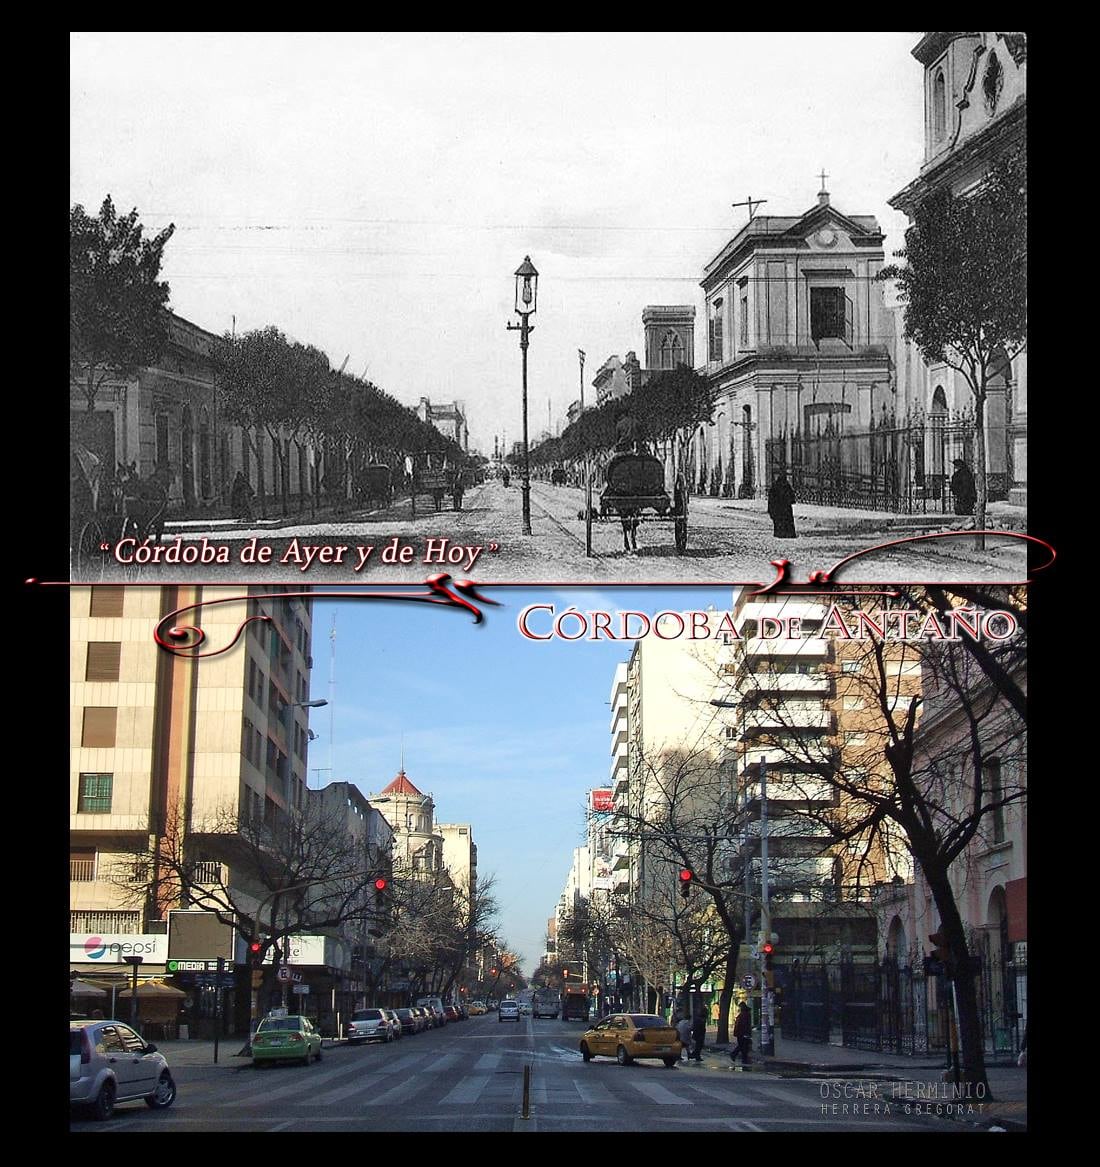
[
  {"left": 587, "top": 450, "right": 689, "bottom": 555},
  {"left": 70, "top": 443, "right": 169, "bottom": 573},
  {"left": 355, "top": 463, "right": 393, "bottom": 510}
]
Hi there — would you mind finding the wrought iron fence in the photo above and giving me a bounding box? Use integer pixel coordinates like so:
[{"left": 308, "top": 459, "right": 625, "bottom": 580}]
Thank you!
[
  {"left": 765, "top": 407, "right": 978, "bottom": 514},
  {"left": 782, "top": 949, "right": 1024, "bottom": 1057}
]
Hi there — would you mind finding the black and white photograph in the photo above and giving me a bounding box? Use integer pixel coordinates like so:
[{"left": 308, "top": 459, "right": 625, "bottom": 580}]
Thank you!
[{"left": 69, "top": 32, "right": 1028, "bottom": 584}]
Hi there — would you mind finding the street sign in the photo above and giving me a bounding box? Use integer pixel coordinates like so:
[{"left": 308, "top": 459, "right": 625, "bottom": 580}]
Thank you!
[
  {"left": 276, "top": 965, "right": 291, "bottom": 983},
  {"left": 167, "top": 958, "right": 228, "bottom": 973},
  {"left": 292, "top": 984, "right": 310, "bottom": 995},
  {"left": 741, "top": 974, "right": 757, "bottom": 989}
]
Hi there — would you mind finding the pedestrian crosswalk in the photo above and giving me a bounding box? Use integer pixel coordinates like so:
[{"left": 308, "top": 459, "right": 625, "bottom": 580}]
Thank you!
[{"left": 207, "top": 1050, "right": 826, "bottom": 1114}]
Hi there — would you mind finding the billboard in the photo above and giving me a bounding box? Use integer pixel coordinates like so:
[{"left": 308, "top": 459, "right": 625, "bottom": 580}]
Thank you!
[
  {"left": 589, "top": 788, "right": 613, "bottom": 815},
  {"left": 167, "top": 910, "right": 235, "bottom": 961}
]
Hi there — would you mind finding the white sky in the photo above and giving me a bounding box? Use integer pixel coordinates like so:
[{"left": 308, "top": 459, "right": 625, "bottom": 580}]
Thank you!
[{"left": 70, "top": 32, "right": 925, "bottom": 456}]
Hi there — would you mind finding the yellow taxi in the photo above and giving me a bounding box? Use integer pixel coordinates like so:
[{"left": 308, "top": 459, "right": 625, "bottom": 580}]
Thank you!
[
  {"left": 579, "top": 1013, "right": 682, "bottom": 1068},
  {"left": 467, "top": 1002, "right": 487, "bottom": 1015}
]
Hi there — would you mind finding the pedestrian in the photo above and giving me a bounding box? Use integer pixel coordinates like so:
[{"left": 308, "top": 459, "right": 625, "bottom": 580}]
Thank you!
[
  {"left": 452, "top": 467, "right": 466, "bottom": 512},
  {"left": 767, "top": 472, "right": 797, "bottom": 538},
  {"left": 1017, "top": 1020, "right": 1027, "bottom": 1068},
  {"left": 676, "top": 1013, "right": 693, "bottom": 1062},
  {"left": 502, "top": 468, "right": 510, "bottom": 488},
  {"left": 950, "top": 458, "right": 976, "bottom": 516},
  {"left": 730, "top": 1001, "right": 753, "bottom": 1067},
  {"left": 690, "top": 1008, "right": 706, "bottom": 1062},
  {"left": 230, "top": 470, "right": 254, "bottom": 518}
]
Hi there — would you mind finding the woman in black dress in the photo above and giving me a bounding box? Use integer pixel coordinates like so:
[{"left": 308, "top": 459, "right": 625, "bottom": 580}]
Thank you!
[{"left": 768, "top": 473, "right": 797, "bottom": 538}]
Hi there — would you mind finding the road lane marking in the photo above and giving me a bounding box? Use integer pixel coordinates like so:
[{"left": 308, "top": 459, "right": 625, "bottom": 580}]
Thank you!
[
  {"left": 572, "top": 1078, "right": 617, "bottom": 1106},
  {"left": 627, "top": 1078, "right": 693, "bottom": 1106},
  {"left": 439, "top": 1074, "right": 492, "bottom": 1104},
  {"left": 475, "top": 1052, "right": 503, "bottom": 1070}
]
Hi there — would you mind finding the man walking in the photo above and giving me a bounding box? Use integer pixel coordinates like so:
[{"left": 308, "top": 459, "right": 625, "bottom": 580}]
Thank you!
[
  {"left": 730, "top": 1002, "right": 753, "bottom": 1068},
  {"left": 676, "top": 1013, "right": 693, "bottom": 1063},
  {"left": 690, "top": 1007, "right": 707, "bottom": 1062}
]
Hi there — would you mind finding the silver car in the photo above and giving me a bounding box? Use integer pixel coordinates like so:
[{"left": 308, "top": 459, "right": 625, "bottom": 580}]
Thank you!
[
  {"left": 70, "top": 1020, "right": 177, "bottom": 1120},
  {"left": 498, "top": 1000, "right": 521, "bottom": 1022},
  {"left": 345, "top": 1008, "right": 394, "bottom": 1044}
]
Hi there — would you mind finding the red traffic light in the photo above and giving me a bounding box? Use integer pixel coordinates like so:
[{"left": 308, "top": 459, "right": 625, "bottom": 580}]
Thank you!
[
  {"left": 679, "top": 869, "right": 693, "bottom": 882},
  {"left": 679, "top": 869, "right": 694, "bottom": 898},
  {"left": 374, "top": 878, "right": 388, "bottom": 891},
  {"left": 249, "top": 939, "right": 263, "bottom": 954},
  {"left": 761, "top": 942, "right": 774, "bottom": 956}
]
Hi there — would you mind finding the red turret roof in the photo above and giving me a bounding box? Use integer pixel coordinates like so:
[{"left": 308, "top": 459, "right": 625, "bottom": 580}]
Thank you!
[{"left": 379, "top": 770, "right": 424, "bottom": 796}]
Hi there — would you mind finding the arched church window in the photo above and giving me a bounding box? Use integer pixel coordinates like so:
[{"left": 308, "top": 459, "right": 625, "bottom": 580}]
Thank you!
[{"left": 933, "top": 69, "right": 947, "bottom": 141}]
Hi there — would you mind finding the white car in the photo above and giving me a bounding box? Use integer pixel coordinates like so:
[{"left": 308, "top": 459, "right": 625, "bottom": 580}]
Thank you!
[
  {"left": 498, "top": 1000, "right": 521, "bottom": 1022},
  {"left": 70, "top": 1020, "right": 177, "bottom": 1120},
  {"left": 345, "top": 1008, "right": 394, "bottom": 1044}
]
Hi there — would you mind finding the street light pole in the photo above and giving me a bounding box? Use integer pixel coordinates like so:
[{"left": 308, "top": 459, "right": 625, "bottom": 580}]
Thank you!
[
  {"left": 758, "top": 756, "right": 774, "bottom": 1056},
  {"left": 507, "top": 256, "right": 538, "bottom": 536},
  {"left": 123, "top": 955, "right": 143, "bottom": 1030}
]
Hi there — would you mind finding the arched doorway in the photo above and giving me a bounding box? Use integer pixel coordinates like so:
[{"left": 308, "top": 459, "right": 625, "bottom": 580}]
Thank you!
[{"left": 981, "top": 886, "right": 1018, "bottom": 1054}]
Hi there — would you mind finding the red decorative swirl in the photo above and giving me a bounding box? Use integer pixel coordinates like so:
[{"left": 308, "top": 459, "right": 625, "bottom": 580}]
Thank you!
[{"left": 153, "top": 576, "right": 498, "bottom": 658}]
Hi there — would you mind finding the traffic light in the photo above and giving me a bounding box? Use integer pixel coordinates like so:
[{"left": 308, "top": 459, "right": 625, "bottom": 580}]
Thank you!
[
  {"left": 563, "top": 967, "right": 570, "bottom": 979},
  {"left": 248, "top": 938, "right": 264, "bottom": 968},
  {"left": 679, "top": 868, "right": 694, "bottom": 899},
  {"left": 374, "top": 877, "right": 388, "bottom": 892}
]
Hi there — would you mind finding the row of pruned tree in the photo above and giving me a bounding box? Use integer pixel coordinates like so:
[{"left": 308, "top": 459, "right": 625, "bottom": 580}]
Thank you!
[
  {"left": 522, "top": 364, "right": 715, "bottom": 472},
  {"left": 214, "top": 327, "right": 469, "bottom": 518}
]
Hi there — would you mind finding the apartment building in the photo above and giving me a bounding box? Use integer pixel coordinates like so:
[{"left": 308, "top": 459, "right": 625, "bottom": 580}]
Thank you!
[{"left": 70, "top": 584, "right": 317, "bottom": 1031}]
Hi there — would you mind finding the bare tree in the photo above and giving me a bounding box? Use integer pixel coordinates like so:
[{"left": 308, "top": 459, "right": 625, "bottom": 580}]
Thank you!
[{"left": 733, "top": 595, "right": 1026, "bottom": 1095}]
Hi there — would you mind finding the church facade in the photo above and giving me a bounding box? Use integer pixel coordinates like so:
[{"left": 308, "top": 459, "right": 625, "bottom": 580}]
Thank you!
[{"left": 697, "top": 183, "right": 894, "bottom": 503}]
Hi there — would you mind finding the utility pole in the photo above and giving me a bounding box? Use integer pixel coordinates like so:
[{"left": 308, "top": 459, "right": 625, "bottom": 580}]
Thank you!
[{"left": 580, "top": 348, "right": 592, "bottom": 556}]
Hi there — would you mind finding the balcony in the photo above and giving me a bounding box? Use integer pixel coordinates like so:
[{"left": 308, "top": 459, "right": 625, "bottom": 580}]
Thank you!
[
  {"left": 739, "top": 706, "right": 835, "bottom": 734},
  {"left": 739, "top": 673, "right": 832, "bottom": 695},
  {"left": 70, "top": 858, "right": 96, "bottom": 881},
  {"left": 742, "top": 637, "right": 830, "bottom": 659},
  {"left": 612, "top": 869, "right": 631, "bottom": 894},
  {"left": 614, "top": 770, "right": 629, "bottom": 797}
]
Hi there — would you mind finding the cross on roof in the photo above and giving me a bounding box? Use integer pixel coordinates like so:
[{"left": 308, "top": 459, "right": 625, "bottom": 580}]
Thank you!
[
  {"left": 818, "top": 168, "right": 829, "bottom": 191},
  {"left": 732, "top": 195, "right": 767, "bottom": 221}
]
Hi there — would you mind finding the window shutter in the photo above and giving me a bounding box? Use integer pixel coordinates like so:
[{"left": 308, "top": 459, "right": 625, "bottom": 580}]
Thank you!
[
  {"left": 86, "top": 642, "right": 121, "bottom": 681},
  {"left": 81, "top": 707, "right": 117, "bottom": 748},
  {"left": 89, "top": 587, "right": 124, "bottom": 617}
]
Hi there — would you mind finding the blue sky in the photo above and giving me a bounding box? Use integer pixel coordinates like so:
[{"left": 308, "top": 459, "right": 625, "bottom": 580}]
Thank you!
[{"left": 310, "top": 586, "right": 733, "bottom": 972}]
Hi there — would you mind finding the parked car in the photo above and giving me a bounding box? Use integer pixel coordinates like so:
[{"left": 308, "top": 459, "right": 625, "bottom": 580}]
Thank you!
[
  {"left": 394, "top": 1008, "right": 419, "bottom": 1036},
  {"left": 252, "top": 1014, "right": 323, "bottom": 1066},
  {"left": 498, "top": 1000, "right": 521, "bottom": 1022},
  {"left": 444, "top": 1005, "right": 461, "bottom": 1023},
  {"left": 416, "top": 996, "right": 447, "bottom": 1027},
  {"left": 468, "top": 1001, "right": 487, "bottom": 1015},
  {"left": 579, "top": 1014, "right": 681, "bottom": 1068},
  {"left": 410, "top": 1007, "right": 431, "bottom": 1032},
  {"left": 381, "top": 1009, "right": 403, "bottom": 1040},
  {"left": 70, "top": 1019, "right": 177, "bottom": 1121},
  {"left": 345, "top": 1008, "right": 394, "bottom": 1044}
]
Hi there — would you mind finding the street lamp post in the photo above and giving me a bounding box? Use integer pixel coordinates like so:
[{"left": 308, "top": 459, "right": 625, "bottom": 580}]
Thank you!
[
  {"left": 506, "top": 256, "right": 539, "bottom": 536},
  {"left": 122, "top": 955, "right": 143, "bottom": 1030}
]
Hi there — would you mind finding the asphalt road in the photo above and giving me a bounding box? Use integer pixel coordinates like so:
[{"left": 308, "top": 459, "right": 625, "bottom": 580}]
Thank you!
[{"left": 71, "top": 1014, "right": 943, "bottom": 1133}]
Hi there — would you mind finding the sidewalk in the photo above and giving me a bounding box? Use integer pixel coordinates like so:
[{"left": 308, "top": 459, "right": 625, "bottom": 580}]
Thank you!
[
  {"left": 150, "top": 1035, "right": 341, "bottom": 1068},
  {"left": 683, "top": 1029, "right": 1027, "bottom": 1130},
  {"left": 693, "top": 493, "right": 1027, "bottom": 534}
]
